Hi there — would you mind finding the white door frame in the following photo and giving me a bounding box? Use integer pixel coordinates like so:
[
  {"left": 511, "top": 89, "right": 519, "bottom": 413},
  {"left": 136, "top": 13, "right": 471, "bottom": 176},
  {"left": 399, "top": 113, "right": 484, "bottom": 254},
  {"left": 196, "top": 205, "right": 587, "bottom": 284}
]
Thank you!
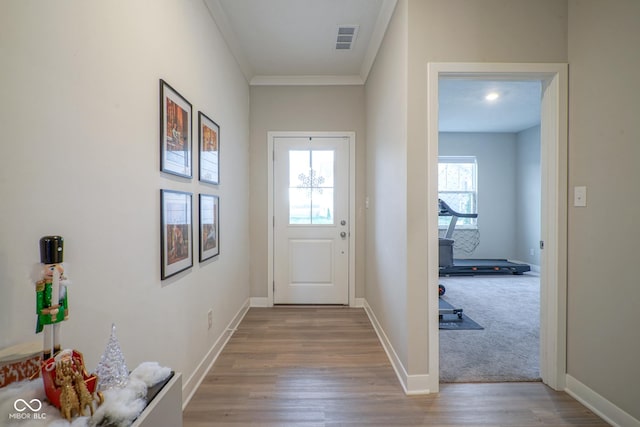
[
  {"left": 267, "top": 131, "right": 356, "bottom": 306},
  {"left": 427, "top": 63, "right": 568, "bottom": 392}
]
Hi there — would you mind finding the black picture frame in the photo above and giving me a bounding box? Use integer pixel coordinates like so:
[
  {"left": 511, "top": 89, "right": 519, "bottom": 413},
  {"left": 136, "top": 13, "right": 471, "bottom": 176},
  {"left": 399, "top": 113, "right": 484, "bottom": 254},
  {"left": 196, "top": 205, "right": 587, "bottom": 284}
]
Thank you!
[
  {"left": 199, "top": 194, "right": 220, "bottom": 261},
  {"left": 160, "top": 79, "right": 192, "bottom": 178},
  {"left": 198, "top": 112, "right": 220, "bottom": 185},
  {"left": 161, "top": 189, "right": 193, "bottom": 279}
]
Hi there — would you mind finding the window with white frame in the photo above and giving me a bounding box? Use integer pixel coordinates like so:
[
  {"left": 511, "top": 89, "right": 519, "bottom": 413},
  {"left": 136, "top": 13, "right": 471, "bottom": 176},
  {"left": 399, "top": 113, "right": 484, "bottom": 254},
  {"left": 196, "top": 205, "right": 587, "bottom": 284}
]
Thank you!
[{"left": 438, "top": 156, "right": 477, "bottom": 227}]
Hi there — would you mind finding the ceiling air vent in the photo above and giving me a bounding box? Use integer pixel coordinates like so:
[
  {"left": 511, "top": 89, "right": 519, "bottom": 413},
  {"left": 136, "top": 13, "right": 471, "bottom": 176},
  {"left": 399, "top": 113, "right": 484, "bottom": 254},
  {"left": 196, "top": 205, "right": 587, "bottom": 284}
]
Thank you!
[{"left": 335, "top": 25, "right": 359, "bottom": 50}]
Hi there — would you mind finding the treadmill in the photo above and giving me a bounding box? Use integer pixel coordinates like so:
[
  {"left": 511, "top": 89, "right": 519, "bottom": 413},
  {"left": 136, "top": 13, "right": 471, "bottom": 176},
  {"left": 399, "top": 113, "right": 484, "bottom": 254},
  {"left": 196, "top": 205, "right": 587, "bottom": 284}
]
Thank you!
[{"left": 438, "top": 199, "right": 531, "bottom": 276}]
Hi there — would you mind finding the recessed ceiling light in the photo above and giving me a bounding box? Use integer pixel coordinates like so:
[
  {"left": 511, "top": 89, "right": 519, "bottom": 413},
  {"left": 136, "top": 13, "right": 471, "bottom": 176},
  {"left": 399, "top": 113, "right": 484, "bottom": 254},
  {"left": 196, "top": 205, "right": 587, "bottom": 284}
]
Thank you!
[{"left": 485, "top": 92, "right": 499, "bottom": 101}]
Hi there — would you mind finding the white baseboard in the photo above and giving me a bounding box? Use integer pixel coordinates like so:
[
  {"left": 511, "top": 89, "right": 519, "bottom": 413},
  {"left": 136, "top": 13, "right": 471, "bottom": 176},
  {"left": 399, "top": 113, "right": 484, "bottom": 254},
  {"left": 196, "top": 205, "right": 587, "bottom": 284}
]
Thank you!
[
  {"left": 362, "top": 299, "right": 431, "bottom": 395},
  {"left": 565, "top": 374, "right": 640, "bottom": 427},
  {"left": 250, "top": 297, "right": 270, "bottom": 307},
  {"left": 250, "top": 297, "right": 363, "bottom": 307},
  {"left": 181, "top": 298, "right": 250, "bottom": 410}
]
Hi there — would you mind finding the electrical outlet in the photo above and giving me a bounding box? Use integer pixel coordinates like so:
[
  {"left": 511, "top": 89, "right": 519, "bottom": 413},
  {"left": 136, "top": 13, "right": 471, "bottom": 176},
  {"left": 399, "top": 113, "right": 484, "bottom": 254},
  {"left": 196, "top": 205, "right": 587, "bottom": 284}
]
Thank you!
[{"left": 207, "top": 309, "right": 213, "bottom": 330}]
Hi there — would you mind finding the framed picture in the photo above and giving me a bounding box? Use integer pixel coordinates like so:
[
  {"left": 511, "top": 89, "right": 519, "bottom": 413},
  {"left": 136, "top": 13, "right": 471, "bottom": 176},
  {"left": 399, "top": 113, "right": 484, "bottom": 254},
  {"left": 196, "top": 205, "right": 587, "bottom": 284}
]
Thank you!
[
  {"left": 160, "top": 79, "right": 192, "bottom": 178},
  {"left": 198, "top": 112, "right": 220, "bottom": 184},
  {"left": 161, "top": 189, "right": 193, "bottom": 279},
  {"left": 199, "top": 194, "right": 220, "bottom": 261}
]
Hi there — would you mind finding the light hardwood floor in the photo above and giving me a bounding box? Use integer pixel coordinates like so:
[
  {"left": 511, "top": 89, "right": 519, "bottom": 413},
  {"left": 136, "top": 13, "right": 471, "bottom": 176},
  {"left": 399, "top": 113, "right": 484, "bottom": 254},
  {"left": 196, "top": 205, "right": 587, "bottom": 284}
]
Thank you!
[{"left": 183, "top": 307, "right": 608, "bottom": 426}]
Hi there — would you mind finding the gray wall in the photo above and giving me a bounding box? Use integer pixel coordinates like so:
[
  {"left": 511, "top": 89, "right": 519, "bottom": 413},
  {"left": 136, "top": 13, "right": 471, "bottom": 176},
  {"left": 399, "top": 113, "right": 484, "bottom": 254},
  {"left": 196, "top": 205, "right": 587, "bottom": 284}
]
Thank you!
[
  {"left": 364, "top": 0, "right": 567, "bottom": 381},
  {"left": 0, "top": 0, "right": 251, "bottom": 401},
  {"left": 439, "top": 129, "right": 541, "bottom": 265},
  {"left": 365, "top": 0, "right": 410, "bottom": 368},
  {"left": 515, "top": 126, "right": 541, "bottom": 266},
  {"left": 249, "top": 85, "right": 366, "bottom": 299},
  {"left": 567, "top": 0, "right": 640, "bottom": 419},
  {"left": 439, "top": 132, "right": 518, "bottom": 260}
]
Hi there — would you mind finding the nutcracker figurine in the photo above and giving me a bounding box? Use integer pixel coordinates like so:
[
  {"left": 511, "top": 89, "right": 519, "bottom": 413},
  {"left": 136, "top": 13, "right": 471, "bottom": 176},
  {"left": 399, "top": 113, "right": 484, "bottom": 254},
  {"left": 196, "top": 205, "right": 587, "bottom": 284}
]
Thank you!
[{"left": 35, "top": 236, "right": 69, "bottom": 360}]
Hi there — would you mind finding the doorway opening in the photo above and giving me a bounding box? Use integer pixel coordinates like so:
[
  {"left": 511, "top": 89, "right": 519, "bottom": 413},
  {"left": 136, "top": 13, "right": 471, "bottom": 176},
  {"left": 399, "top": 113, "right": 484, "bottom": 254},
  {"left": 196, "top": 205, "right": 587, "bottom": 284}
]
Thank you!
[
  {"left": 436, "top": 80, "right": 542, "bottom": 381},
  {"left": 427, "top": 63, "right": 568, "bottom": 393}
]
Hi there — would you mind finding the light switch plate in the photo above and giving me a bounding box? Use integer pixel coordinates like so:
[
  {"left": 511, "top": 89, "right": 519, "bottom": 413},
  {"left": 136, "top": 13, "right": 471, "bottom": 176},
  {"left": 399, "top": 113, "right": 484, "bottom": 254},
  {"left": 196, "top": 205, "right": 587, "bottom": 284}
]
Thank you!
[{"left": 574, "top": 186, "right": 587, "bottom": 207}]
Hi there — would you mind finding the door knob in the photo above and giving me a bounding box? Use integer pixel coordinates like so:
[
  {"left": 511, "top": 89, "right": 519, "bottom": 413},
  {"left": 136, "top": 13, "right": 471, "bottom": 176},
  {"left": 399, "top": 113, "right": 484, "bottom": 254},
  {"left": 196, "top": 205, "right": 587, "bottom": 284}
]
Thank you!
[
  {"left": 340, "top": 220, "right": 346, "bottom": 226},
  {"left": 340, "top": 231, "right": 347, "bottom": 238}
]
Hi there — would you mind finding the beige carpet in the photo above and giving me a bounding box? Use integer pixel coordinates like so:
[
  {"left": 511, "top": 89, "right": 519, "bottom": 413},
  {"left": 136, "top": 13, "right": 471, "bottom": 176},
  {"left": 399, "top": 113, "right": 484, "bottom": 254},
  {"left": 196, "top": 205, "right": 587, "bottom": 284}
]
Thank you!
[{"left": 439, "top": 272, "right": 540, "bottom": 383}]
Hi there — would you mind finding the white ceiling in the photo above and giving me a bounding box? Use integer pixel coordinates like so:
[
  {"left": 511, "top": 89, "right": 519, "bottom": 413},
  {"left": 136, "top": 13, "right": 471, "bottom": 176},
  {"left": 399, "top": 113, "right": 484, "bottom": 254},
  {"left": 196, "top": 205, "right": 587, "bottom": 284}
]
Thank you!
[
  {"left": 205, "top": 0, "right": 541, "bottom": 133},
  {"left": 439, "top": 79, "right": 542, "bottom": 133},
  {"left": 205, "top": 0, "right": 397, "bottom": 85}
]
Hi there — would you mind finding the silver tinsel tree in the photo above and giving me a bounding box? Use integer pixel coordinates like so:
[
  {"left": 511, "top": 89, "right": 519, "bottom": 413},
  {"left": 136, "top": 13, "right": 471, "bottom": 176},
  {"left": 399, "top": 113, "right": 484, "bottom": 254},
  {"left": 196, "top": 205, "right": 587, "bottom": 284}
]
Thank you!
[{"left": 95, "top": 323, "right": 129, "bottom": 390}]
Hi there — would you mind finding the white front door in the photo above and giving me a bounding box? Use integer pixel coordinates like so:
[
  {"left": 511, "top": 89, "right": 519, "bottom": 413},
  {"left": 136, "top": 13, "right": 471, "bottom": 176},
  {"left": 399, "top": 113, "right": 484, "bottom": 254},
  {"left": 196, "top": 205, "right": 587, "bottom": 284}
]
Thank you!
[{"left": 273, "top": 136, "right": 350, "bottom": 304}]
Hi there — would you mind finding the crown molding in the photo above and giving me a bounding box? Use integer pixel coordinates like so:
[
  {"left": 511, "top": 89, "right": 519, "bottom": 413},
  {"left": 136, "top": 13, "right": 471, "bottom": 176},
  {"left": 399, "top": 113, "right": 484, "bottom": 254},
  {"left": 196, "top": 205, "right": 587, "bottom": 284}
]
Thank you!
[
  {"left": 250, "top": 75, "right": 365, "bottom": 86},
  {"left": 203, "top": 0, "right": 254, "bottom": 83},
  {"left": 360, "top": 0, "right": 397, "bottom": 82}
]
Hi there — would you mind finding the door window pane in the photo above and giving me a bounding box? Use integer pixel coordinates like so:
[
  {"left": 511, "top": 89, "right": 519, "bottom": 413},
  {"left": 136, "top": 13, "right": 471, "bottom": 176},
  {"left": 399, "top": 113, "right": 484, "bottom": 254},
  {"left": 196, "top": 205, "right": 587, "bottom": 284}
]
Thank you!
[
  {"left": 289, "top": 151, "right": 310, "bottom": 186},
  {"left": 311, "top": 188, "right": 333, "bottom": 224},
  {"left": 312, "top": 151, "right": 334, "bottom": 188},
  {"left": 289, "top": 187, "right": 312, "bottom": 225},
  {"left": 289, "top": 150, "right": 334, "bottom": 224}
]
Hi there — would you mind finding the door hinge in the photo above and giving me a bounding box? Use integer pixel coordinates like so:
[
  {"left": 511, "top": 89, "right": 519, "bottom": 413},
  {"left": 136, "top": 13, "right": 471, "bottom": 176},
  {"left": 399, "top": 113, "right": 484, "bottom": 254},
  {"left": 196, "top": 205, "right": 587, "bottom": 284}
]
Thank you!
[
  {"left": 540, "top": 240, "right": 545, "bottom": 250},
  {"left": 273, "top": 281, "right": 275, "bottom": 293}
]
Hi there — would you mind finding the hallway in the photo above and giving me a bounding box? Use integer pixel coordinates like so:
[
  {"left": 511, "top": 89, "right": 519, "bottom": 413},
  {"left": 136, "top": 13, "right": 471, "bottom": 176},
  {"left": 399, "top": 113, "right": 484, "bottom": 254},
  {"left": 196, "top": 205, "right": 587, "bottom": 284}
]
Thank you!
[{"left": 182, "top": 307, "right": 607, "bottom": 426}]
